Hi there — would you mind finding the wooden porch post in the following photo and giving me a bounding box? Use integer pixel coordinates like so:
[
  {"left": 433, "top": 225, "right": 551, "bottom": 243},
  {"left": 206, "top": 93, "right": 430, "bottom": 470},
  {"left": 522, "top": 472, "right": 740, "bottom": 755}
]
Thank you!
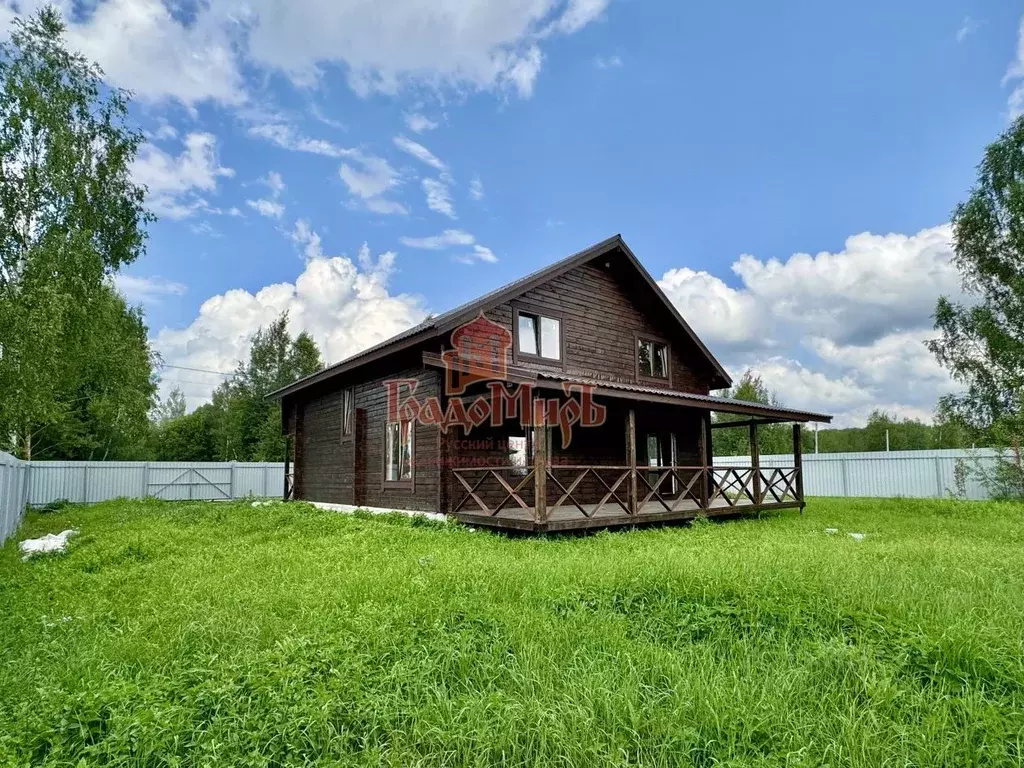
[
  {"left": 626, "top": 408, "right": 637, "bottom": 514},
  {"left": 793, "top": 423, "right": 804, "bottom": 512},
  {"left": 749, "top": 422, "right": 761, "bottom": 505},
  {"left": 533, "top": 419, "right": 548, "bottom": 525},
  {"left": 697, "top": 413, "right": 709, "bottom": 510}
]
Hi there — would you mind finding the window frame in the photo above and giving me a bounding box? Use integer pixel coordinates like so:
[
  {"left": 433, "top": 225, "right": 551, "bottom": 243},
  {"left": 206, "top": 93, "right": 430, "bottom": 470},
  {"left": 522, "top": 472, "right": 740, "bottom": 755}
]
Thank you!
[
  {"left": 512, "top": 303, "right": 565, "bottom": 369},
  {"left": 340, "top": 387, "right": 354, "bottom": 441},
  {"left": 382, "top": 419, "right": 415, "bottom": 490},
  {"left": 635, "top": 333, "right": 672, "bottom": 385}
]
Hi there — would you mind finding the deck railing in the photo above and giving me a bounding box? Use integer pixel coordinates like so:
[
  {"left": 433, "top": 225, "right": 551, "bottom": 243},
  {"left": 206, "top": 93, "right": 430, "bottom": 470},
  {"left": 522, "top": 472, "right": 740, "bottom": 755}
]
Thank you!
[{"left": 450, "top": 465, "right": 801, "bottom": 522}]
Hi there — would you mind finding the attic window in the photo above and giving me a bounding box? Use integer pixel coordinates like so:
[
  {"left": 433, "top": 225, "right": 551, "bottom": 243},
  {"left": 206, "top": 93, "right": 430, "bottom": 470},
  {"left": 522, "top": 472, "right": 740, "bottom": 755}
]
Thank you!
[
  {"left": 515, "top": 309, "right": 561, "bottom": 362},
  {"left": 637, "top": 337, "right": 669, "bottom": 380}
]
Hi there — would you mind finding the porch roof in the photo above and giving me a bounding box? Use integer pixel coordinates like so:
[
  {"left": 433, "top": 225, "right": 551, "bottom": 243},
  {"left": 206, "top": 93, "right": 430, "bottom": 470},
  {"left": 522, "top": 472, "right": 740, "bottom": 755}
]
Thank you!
[{"left": 531, "top": 372, "right": 832, "bottom": 424}]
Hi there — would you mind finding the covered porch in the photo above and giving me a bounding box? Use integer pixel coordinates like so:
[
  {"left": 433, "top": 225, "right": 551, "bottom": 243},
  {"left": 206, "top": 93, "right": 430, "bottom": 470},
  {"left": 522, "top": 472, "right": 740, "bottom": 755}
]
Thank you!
[{"left": 444, "top": 376, "right": 829, "bottom": 533}]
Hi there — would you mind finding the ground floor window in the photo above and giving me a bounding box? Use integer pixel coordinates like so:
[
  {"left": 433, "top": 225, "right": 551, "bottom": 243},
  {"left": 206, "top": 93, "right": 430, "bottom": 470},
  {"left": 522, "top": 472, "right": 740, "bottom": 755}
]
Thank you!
[{"left": 385, "top": 421, "right": 414, "bottom": 483}]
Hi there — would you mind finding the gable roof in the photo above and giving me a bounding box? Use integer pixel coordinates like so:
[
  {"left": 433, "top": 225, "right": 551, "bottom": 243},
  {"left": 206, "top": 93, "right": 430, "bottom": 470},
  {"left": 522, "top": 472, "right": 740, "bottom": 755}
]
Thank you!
[{"left": 269, "top": 234, "right": 732, "bottom": 400}]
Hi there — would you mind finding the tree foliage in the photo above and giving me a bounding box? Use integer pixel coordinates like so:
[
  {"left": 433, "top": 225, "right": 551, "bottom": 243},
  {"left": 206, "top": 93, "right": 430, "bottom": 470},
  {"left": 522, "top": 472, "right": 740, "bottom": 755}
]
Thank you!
[
  {"left": 800, "top": 410, "right": 974, "bottom": 454},
  {"left": 148, "top": 314, "right": 323, "bottom": 462},
  {"left": 713, "top": 371, "right": 792, "bottom": 456},
  {"left": 927, "top": 116, "right": 1024, "bottom": 495},
  {"left": 0, "top": 8, "right": 154, "bottom": 458}
]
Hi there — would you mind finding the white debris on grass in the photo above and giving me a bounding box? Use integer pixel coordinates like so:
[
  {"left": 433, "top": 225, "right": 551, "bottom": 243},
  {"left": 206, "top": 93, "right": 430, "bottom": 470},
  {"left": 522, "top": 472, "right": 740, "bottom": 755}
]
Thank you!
[
  {"left": 848, "top": 532, "right": 866, "bottom": 542},
  {"left": 824, "top": 528, "right": 839, "bottom": 535},
  {"left": 19, "top": 529, "right": 78, "bottom": 561},
  {"left": 250, "top": 500, "right": 282, "bottom": 508}
]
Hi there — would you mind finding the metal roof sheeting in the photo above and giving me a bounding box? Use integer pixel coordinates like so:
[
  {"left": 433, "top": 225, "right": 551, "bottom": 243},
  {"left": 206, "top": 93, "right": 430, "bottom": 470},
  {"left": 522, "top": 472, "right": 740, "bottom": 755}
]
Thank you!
[{"left": 535, "top": 373, "right": 832, "bottom": 423}]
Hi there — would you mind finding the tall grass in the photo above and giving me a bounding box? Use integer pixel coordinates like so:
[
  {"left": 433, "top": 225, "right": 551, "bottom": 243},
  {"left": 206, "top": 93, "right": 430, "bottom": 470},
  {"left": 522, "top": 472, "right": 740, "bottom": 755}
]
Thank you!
[{"left": 1, "top": 498, "right": 1023, "bottom": 766}]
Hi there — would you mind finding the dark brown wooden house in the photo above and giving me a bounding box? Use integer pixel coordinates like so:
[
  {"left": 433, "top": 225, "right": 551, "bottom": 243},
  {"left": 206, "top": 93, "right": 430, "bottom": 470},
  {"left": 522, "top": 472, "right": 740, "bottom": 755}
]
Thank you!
[{"left": 269, "top": 235, "right": 831, "bottom": 532}]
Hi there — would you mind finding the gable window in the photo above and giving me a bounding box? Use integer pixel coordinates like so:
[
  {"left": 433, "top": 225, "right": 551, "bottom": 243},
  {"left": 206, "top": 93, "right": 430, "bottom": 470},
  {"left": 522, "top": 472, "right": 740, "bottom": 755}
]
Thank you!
[
  {"left": 515, "top": 308, "right": 561, "bottom": 362},
  {"left": 341, "top": 388, "right": 354, "bottom": 438},
  {"left": 637, "top": 337, "right": 669, "bottom": 380},
  {"left": 385, "top": 421, "right": 414, "bottom": 484}
]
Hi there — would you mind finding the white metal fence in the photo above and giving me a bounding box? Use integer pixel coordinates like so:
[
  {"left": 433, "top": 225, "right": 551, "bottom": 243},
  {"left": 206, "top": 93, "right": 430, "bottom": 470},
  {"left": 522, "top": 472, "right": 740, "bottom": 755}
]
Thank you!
[
  {"left": 1, "top": 452, "right": 30, "bottom": 546},
  {"left": 0, "top": 450, "right": 1007, "bottom": 546},
  {"left": 0, "top": 459, "right": 285, "bottom": 545},
  {"left": 716, "top": 449, "right": 999, "bottom": 500}
]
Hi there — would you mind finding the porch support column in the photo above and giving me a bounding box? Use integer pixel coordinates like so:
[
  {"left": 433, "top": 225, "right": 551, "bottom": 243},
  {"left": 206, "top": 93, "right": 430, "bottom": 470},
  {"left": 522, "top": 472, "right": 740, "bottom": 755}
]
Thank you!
[
  {"left": 533, "top": 419, "right": 548, "bottom": 526},
  {"left": 749, "top": 422, "right": 761, "bottom": 505},
  {"left": 793, "top": 423, "right": 804, "bottom": 512},
  {"left": 702, "top": 412, "right": 714, "bottom": 507},
  {"left": 626, "top": 408, "right": 637, "bottom": 514},
  {"left": 697, "top": 413, "right": 709, "bottom": 510}
]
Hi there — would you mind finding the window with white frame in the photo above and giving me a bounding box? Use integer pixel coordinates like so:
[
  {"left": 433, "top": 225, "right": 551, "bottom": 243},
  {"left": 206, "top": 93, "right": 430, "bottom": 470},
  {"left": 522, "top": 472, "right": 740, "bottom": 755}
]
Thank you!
[
  {"left": 385, "top": 421, "right": 414, "bottom": 483},
  {"left": 637, "top": 338, "right": 669, "bottom": 379},
  {"left": 517, "top": 311, "right": 561, "bottom": 361}
]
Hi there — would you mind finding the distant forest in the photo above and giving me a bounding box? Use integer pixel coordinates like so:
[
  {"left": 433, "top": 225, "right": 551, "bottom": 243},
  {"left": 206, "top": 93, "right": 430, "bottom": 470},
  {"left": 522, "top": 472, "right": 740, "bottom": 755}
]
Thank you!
[{"left": 712, "top": 372, "right": 979, "bottom": 457}]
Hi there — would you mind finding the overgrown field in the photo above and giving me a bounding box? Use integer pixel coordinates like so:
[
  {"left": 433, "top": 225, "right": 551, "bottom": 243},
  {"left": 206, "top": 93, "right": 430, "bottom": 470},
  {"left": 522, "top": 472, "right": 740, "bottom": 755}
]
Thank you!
[{"left": 1, "top": 498, "right": 1023, "bottom": 767}]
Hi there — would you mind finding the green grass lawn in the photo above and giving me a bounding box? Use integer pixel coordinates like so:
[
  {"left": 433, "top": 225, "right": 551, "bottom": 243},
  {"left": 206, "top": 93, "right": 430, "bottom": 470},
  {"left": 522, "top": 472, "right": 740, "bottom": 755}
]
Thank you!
[{"left": 1, "top": 498, "right": 1023, "bottom": 767}]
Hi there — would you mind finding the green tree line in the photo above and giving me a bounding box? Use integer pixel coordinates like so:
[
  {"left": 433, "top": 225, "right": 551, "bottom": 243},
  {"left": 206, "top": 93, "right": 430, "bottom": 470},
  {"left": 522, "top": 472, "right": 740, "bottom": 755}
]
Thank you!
[
  {"left": 0, "top": 10, "right": 317, "bottom": 462},
  {"left": 712, "top": 371, "right": 978, "bottom": 457}
]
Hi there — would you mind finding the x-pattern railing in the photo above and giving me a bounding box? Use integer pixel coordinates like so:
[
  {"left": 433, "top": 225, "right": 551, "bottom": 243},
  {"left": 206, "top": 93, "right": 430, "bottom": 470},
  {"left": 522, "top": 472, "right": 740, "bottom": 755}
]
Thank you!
[
  {"left": 634, "top": 467, "right": 705, "bottom": 513},
  {"left": 450, "top": 465, "right": 800, "bottom": 519},
  {"left": 709, "top": 467, "right": 757, "bottom": 507},
  {"left": 546, "top": 466, "right": 633, "bottom": 518},
  {"left": 451, "top": 467, "right": 536, "bottom": 517},
  {"left": 758, "top": 467, "right": 798, "bottom": 504}
]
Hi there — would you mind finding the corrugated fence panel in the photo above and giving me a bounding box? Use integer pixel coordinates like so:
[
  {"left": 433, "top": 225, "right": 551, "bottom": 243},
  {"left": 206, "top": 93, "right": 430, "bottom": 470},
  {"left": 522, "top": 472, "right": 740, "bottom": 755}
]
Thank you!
[
  {"left": 233, "top": 463, "right": 280, "bottom": 497},
  {"left": 1, "top": 451, "right": 29, "bottom": 545},
  {"left": 21, "top": 461, "right": 286, "bottom": 507},
  {"left": 0, "top": 449, "right": 1006, "bottom": 545},
  {"left": 716, "top": 449, "right": 999, "bottom": 499}
]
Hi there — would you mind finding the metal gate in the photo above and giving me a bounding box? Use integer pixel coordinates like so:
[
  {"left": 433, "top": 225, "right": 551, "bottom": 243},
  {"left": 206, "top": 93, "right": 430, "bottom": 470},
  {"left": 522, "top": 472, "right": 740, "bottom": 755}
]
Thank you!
[{"left": 146, "top": 464, "right": 234, "bottom": 500}]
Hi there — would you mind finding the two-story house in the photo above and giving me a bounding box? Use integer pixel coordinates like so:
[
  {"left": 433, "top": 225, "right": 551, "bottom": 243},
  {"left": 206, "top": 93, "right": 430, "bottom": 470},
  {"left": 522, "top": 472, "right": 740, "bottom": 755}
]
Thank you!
[{"left": 269, "top": 235, "right": 831, "bottom": 532}]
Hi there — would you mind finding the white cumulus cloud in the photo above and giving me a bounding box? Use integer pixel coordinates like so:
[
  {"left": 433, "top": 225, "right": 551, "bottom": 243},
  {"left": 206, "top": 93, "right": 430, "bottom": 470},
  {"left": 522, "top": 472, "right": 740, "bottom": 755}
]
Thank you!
[
  {"left": 132, "top": 133, "right": 234, "bottom": 219},
  {"left": 154, "top": 238, "right": 428, "bottom": 409},
  {"left": 659, "top": 224, "right": 965, "bottom": 426},
  {"left": 1, "top": 0, "right": 616, "bottom": 107}
]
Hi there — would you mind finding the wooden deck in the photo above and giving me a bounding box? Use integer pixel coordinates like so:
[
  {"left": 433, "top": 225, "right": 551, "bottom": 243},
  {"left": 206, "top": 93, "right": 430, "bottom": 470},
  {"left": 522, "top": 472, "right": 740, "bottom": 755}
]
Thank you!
[
  {"left": 449, "top": 464, "right": 803, "bottom": 532},
  {"left": 454, "top": 496, "right": 802, "bottom": 532}
]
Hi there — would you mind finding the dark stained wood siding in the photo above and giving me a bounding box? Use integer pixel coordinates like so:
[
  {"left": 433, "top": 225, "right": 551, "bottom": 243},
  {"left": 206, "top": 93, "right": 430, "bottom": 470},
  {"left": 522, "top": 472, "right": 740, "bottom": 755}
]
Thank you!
[
  {"left": 293, "top": 387, "right": 353, "bottom": 504},
  {"left": 292, "top": 364, "right": 440, "bottom": 512},
  {"left": 484, "top": 260, "right": 717, "bottom": 394},
  {"left": 357, "top": 366, "right": 440, "bottom": 512}
]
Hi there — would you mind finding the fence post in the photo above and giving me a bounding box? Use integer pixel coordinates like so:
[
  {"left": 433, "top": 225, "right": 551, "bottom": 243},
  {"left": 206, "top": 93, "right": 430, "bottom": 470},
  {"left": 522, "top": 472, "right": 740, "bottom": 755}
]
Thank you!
[
  {"left": 840, "top": 458, "right": 849, "bottom": 497},
  {"left": 82, "top": 464, "right": 89, "bottom": 504},
  {"left": 230, "top": 462, "right": 236, "bottom": 499},
  {"left": 934, "top": 456, "right": 944, "bottom": 498},
  {"left": 143, "top": 462, "right": 150, "bottom": 499}
]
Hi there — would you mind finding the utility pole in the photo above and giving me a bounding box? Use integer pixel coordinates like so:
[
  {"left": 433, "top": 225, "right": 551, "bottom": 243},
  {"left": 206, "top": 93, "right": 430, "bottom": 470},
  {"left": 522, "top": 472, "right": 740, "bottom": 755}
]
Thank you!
[
  {"left": 885, "top": 429, "right": 890, "bottom": 452},
  {"left": 814, "top": 422, "right": 819, "bottom": 454}
]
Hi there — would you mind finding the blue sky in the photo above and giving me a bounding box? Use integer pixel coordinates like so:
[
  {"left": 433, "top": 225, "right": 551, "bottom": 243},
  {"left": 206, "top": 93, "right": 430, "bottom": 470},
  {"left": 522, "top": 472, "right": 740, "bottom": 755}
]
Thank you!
[{"left": 3, "top": 0, "right": 1022, "bottom": 426}]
